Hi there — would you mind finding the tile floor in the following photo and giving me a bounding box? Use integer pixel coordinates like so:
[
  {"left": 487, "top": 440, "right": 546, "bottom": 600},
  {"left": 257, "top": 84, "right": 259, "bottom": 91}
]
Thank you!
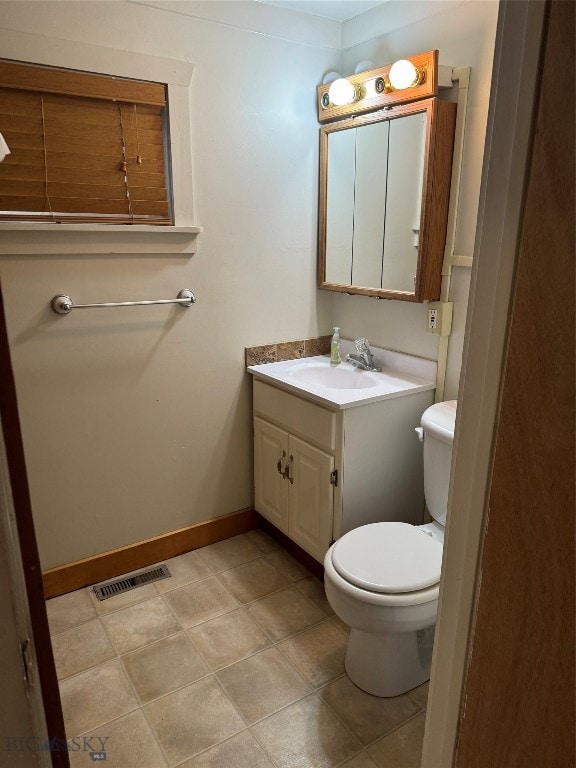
[{"left": 47, "top": 530, "right": 428, "bottom": 768}]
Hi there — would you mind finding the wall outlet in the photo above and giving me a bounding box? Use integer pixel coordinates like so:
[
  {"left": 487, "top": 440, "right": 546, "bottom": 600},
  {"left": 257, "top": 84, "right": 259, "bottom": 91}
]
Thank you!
[{"left": 426, "top": 302, "right": 453, "bottom": 336}]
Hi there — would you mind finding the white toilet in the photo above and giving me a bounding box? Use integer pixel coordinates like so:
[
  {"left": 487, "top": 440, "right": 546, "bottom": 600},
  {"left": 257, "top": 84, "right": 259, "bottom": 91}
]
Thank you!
[{"left": 324, "top": 400, "right": 457, "bottom": 697}]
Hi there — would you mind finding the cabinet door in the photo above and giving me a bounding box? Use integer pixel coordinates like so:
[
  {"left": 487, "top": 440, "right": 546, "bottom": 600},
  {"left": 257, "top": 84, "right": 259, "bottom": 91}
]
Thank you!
[
  {"left": 287, "top": 435, "right": 334, "bottom": 562},
  {"left": 254, "top": 417, "right": 289, "bottom": 533}
]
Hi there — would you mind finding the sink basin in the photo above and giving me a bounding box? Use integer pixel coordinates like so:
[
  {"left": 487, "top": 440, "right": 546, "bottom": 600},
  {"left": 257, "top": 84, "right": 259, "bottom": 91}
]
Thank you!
[
  {"left": 289, "top": 363, "right": 379, "bottom": 390},
  {"left": 247, "top": 349, "right": 437, "bottom": 410}
]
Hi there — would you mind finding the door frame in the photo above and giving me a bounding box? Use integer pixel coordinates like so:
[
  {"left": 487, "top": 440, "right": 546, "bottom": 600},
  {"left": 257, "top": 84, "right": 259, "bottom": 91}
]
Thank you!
[
  {"left": 454, "top": 0, "right": 574, "bottom": 759},
  {"left": 0, "top": 286, "right": 69, "bottom": 768},
  {"left": 421, "top": 1, "right": 551, "bottom": 764}
]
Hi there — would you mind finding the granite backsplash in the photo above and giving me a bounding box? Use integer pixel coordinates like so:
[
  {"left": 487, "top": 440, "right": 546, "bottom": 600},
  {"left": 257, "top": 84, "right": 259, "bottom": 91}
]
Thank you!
[{"left": 245, "top": 335, "right": 331, "bottom": 367}]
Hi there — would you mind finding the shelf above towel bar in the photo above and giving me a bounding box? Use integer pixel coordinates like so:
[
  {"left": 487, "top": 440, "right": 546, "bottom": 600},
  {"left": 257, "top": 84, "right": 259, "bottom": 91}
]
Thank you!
[{"left": 50, "top": 289, "right": 197, "bottom": 315}]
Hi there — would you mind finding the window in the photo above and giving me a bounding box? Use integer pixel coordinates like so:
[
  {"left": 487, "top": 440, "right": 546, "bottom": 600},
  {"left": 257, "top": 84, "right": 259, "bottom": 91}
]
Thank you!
[{"left": 0, "top": 59, "right": 173, "bottom": 225}]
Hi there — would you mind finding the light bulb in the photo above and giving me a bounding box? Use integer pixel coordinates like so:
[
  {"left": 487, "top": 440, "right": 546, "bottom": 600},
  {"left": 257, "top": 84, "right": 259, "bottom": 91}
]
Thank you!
[
  {"left": 322, "top": 71, "right": 341, "bottom": 85},
  {"left": 328, "top": 78, "right": 357, "bottom": 107},
  {"left": 354, "top": 60, "right": 375, "bottom": 75},
  {"left": 389, "top": 59, "right": 421, "bottom": 90}
]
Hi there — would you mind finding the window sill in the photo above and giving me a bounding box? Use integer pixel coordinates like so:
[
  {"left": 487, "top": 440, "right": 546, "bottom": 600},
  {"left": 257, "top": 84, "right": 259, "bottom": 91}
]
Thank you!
[{"left": 0, "top": 223, "right": 202, "bottom": 255}]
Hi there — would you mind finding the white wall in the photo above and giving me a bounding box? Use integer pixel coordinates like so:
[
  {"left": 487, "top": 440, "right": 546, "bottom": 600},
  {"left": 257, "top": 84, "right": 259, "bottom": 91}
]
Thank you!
[
  {"left": 0, "top": 1, "right": 338, "bottom": 568},
  {"left": 0, "top": 0, "right": 498, "bottom": 570},
  {"left": 336, "top": 0, "right": 499, "bottom": 399}
]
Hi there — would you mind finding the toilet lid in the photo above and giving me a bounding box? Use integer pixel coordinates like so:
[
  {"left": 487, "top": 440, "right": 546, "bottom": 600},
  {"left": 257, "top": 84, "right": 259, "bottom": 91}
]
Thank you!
[{"left": 331, "top": 522, "right": 443, "bottom": 594}]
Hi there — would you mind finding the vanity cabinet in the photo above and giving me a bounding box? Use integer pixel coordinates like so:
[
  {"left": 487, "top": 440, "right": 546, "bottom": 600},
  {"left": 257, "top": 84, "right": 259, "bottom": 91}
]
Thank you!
[
  {"left": 253, "top": 378, "right": 434, "bottom": 563},
  {"left": 254, "top": 417, "right": 335, "bottom": 560}
]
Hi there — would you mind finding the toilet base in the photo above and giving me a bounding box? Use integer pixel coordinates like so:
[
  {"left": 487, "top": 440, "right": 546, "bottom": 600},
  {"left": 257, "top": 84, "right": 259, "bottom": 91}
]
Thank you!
[{"left": 345, "top": 624, "right": 435, "bottom": 697}]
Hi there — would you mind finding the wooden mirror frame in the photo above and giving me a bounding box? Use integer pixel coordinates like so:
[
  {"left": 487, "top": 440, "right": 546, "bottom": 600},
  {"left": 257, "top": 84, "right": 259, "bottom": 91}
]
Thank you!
[{"left": 318, "top": 97, "right": 457, "bottom": 302}]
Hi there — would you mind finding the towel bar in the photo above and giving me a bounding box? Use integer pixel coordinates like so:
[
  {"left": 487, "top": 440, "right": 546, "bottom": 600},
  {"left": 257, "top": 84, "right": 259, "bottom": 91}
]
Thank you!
[{"left": 50, "top": 289, "right": 196, "bottom": 314}]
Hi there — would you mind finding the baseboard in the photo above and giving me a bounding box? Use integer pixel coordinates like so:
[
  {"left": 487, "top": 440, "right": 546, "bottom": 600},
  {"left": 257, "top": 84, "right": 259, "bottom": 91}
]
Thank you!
[{"left": 43, "top": 507, "right": 259, "bottom": 598}]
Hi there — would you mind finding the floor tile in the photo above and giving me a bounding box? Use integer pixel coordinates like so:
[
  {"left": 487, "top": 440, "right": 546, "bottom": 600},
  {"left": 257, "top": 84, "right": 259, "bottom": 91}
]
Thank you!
[
  {"left": 179, "top": 730, "right": 274, "bottom": 767},
  {"left": 50, "top": 537, "right": 427, "bottom": 768},
  {"left": 244, "top": 529, "right": 281, "bottom": 554},
  {"left": 217, "top": 558, "right": 289, "bottom": 604},
  {"left": 330, "top": 615, "right": 351, "bottom": 636},
  {"left": 247, "top": 586, "right": 325, "bottom": 641},
  {"left": 277, "top": 620, "right": 346, "bottom": 687},
  {"left": 121, "top": 632, "right": 209, "bottom": 704},
  {"left": 145, "top": 676, "right": 244, "bottom": 766},
  {"left": 60, "top": 660, "right": 139, "bottom": 737},
  {"left": 163, "top": 577, "right": 238, "bottom": 629},
  {"left": 340, "top": 752, "right": 380, "bottom": 767},
  {"left": 101, "top": 596, "right": 181, "bottom": 655},
  {"left": 197, "top": 534, "right": 262, "bottom": 572},
  {"left": 154, "top": 552, "right": 213, "bottom": 594},
  {"left": 265, "top": 549, "right": 311, "bottom": 581},
  {"left": 295, "top": 575, "right": 335, "bottom": 616},
  {"left": 69, "top": 709, "right": 167, "bottom": 767},
  {"left": 251, "top": 693, "right": 362, "bottom": 768},
  {"left": 319, "top": 677, "right": 420, "bottom": 747},
  {"left": 88, "top": 583, "right": 159, "bottom": 615},
  {"left": 47, "top": 589, "right": 96, "bottom": 634},
  {"left": 51, "top": 619, "right": 115, "bottom": 680},
  {"left": 367, "top": 712, "right": 426, "bottom": 768},
  {"left": 407, "top": 681, "right": 429, "bottom": 709},
  {"left": 187, "top": 608, "right": 270, "bottom": 670},
  {"left": 216, "top": 647, "right": 311, "bottom": 724}
]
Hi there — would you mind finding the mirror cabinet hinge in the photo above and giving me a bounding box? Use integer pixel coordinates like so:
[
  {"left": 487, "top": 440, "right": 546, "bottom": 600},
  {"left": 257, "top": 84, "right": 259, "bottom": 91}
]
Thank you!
[{"left": 330, "top": 469, "right": 338, "bottom": 487}]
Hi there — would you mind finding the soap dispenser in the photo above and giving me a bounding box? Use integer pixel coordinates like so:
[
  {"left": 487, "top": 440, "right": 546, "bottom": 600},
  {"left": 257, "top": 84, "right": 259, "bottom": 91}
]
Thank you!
[{"left": 330, "top": 327, "right": 341, "bottom": 367}]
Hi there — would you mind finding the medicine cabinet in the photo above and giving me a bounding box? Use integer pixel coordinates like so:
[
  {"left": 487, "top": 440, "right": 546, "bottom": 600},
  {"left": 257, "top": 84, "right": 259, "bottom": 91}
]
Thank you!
[{"left": 318, "top": 95, "right": 456, "bottom": 302}]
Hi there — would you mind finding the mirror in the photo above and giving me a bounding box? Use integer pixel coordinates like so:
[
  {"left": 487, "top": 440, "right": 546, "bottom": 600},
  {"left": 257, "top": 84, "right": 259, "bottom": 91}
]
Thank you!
[{"left": 318, "top": 97, "right": 456, "bottom": 302}]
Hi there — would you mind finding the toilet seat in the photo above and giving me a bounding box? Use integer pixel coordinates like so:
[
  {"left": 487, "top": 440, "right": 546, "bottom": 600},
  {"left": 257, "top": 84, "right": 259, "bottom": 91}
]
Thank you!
[{"left": 331, "top": 522, "right": 442, "bottom": 594}]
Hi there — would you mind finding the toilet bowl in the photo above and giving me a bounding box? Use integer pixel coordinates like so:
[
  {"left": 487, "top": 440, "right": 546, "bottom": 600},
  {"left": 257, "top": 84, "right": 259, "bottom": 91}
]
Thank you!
[{"left": 324, "top": 400, "right": 456, "bottom": 697}]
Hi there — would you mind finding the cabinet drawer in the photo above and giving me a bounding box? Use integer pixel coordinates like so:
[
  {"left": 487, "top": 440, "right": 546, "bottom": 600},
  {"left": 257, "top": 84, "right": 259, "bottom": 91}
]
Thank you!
[{"left": 253, "top": 380, "right": 337, "bottom": 451}]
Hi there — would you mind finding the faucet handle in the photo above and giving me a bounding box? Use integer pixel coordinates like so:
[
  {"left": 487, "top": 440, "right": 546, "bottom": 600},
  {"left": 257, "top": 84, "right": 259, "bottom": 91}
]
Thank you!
[{"left": 354, "top": 338, "right": 372, "bottom": 357}]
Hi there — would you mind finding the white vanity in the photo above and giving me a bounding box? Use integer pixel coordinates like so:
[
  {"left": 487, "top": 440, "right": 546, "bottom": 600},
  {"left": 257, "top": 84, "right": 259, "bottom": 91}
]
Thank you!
[{"left": 248, "top": 343, "right": 436, "bottom": 563}]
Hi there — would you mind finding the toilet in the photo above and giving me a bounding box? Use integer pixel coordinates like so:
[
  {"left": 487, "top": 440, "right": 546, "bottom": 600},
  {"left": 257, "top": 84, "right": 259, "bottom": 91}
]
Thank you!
[{"left": 324, "top": 400, "right": 457, "bottom": 697}]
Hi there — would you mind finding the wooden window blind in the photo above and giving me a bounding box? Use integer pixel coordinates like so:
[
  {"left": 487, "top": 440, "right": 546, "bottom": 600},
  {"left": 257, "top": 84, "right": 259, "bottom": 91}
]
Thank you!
[{"left": 0, "top": 60, "right": 173, "bottom": 225}]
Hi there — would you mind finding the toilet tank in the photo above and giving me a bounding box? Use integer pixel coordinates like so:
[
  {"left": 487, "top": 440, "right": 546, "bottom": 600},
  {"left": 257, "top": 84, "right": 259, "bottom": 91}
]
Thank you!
[{"left": 421, "top": 401, "right": 457, "bottom": 527}]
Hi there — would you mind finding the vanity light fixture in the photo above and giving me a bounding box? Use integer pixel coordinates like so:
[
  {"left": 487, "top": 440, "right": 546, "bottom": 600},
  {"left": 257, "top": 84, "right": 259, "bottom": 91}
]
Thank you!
[{"left": 317, "top": 50, "right": 442, "bottom": 123}]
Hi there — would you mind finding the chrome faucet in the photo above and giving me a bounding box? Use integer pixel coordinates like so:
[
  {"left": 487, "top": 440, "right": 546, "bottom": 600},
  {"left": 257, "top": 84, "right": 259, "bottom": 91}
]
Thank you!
[{"left": 346, "top": 338, "right": 381, "bottom": 371}]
